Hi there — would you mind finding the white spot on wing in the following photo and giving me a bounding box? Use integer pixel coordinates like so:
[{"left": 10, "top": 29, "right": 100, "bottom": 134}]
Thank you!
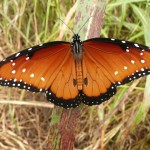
[
  {"left": 124, "top": 66, "right": 127, "bottom": 70},
  {"left": 12, "top": 63, "right": 15, "bottom": 66},
  {"left": 131, "top": 60, "right": 135, "bottom": 64},
  {"left": 15, "top": 53, "right": 20, "bottom": 57},
  {"left": 28, "top": 48, "right": 32, "bottom": 51},
  {"left": 39, "top": 44, "right": 43, "bottom": 46},
  {"left": 121, "top": 41, "right": 126, "bottom": 43},
  {"left": 114, "top": 71, "right": 118, "bottom": 75},
  {"left": 26, "top": 57, "right": 30, "bottom": 60},
  {"left": 30, "top": 73, "right": 34, "bottom": 78},
  {"left": 134, "top": 43, "right": 139, "bottom": 47},
  {"left": 141, "top": 60, "right": 145, "bottom": 63},
  {"left": 41, "top": 77, "right": 45, "bottom": 81},
  {"left": 22, "top": 68, "right": 26, "bottom": 73},
  {"left": 12, "top": 70, "right": 16, "bottom": 74}
]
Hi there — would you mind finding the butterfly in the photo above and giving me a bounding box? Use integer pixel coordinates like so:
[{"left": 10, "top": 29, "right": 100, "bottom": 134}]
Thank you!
[{"left": 0, "top": 34, "right": 150, "bottom": 108}]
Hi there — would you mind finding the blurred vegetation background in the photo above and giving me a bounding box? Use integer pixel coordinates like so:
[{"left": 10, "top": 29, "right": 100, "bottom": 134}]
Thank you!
[{"left": 0, "top": 0, "right": 150, "bottom": 149}]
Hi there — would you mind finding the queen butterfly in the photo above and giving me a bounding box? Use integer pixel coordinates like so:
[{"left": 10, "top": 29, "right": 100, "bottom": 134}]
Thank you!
[{"left": 0, "top": 34, "right": 150, "bottom": 108}]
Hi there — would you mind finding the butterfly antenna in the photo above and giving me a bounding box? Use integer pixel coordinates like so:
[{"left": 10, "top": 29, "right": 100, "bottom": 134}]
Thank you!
[
  {"left": 58, "top": 18, "right": 75, "bottom": 35},
  {"left": 77, "top": 15, "right": 94, "bottom": 34}
]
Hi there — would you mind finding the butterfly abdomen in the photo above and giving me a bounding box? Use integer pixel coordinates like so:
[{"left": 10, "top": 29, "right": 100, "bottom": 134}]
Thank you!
[{"left": 75, "top": 60, "right": 83, "bottom": 90}]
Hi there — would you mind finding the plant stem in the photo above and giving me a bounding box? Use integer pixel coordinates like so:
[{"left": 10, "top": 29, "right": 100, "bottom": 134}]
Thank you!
[{"left": 47, "top": 0, "right": 106, "bottom": 149}]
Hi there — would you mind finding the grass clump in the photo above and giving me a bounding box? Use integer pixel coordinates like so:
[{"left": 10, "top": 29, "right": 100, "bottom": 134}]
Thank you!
[{"left": 0, "top": 0, "right": 150, "bottom": 149}]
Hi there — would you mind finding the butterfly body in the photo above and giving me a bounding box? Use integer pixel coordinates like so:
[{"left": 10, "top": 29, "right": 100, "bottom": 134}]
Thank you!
[
  {"left": 0, "top": 34, "right": 150, "bottom": 108},
  {"left": 70, "top": 34, "right": 84, "bottom": 90}
]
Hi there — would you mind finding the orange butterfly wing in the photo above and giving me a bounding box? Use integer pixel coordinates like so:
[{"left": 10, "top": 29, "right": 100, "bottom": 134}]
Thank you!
[
  {"left": 0, "top": 42, "right": 81, "bottom": 108},
  {"left": 82, "top": 38, "right": 150, "bottom": 105},
  {"left": 1, "top": 36, "right": 150, "bottom": 108}
]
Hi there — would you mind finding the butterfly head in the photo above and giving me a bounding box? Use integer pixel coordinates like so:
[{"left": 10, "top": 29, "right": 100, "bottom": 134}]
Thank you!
[
  {"left": 72, "top": 34, "right": 80, "bottom": 40},
  {"left": 71, "top": 34, "right": 83, "bottom": 60}
]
